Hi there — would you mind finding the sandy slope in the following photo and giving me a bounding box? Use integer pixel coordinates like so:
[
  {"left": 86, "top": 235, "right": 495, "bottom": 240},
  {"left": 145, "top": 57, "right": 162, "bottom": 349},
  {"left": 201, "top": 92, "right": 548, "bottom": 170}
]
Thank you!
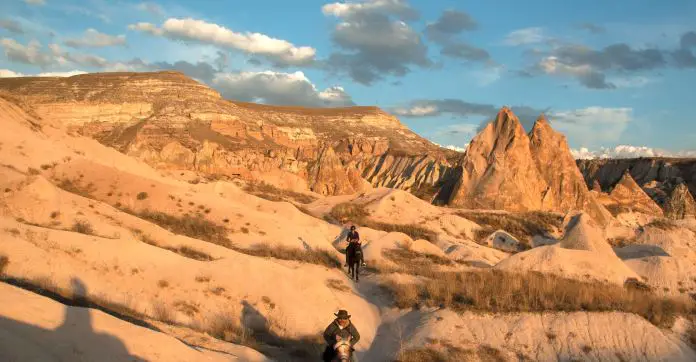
[
  {"left": 0, "top": 282, "right": 269, "bottom": 362},
  {"left": 402, "top": 309, "right": 696, "bottom": 362}
]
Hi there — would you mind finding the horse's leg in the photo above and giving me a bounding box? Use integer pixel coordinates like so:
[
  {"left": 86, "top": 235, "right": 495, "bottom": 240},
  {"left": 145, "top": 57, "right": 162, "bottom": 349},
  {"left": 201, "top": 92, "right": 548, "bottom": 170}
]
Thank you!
[{"left": 355, "top": 261, "right": 360, "bottom": 282}]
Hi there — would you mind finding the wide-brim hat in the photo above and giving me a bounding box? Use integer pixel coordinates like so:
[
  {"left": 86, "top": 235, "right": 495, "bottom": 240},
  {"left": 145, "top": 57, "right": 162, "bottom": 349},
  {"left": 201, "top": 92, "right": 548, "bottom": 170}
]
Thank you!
[{"left": 334, "top": 310, "right": 351, "bottom": 319}]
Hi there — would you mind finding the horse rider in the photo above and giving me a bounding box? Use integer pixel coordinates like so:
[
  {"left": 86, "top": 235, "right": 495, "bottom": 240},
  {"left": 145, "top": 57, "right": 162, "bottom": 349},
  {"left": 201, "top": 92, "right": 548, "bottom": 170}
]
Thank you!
[
  {"left": 344, "top": 225, "right": 360, "bottom": 267},
  {"left": 322, "top": 310, "right": 360, "bottom": 362}
]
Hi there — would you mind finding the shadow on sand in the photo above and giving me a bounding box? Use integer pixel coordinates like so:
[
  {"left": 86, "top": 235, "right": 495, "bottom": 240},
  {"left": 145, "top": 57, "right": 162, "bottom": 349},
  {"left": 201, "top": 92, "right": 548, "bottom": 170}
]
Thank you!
[{"left": 0, "top": 278, "right": 147, "bottom": 362}]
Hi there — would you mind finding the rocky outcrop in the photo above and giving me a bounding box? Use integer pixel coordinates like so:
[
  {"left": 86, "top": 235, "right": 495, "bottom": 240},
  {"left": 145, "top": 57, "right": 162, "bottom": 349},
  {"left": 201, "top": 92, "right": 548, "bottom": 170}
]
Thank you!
[
  {"left": 578, "top": 157, "right": 696, "bottom": 207},
  {"left": 0, "top": 72, "right": 456, "bottom": 197},
  {"left": 664, "top": 183, "right": 696, "bottom": 219},
  {"left": 528, "top": 115, "right": 613, "bottom": 225},
  {"left": 608, "top": 171, "right": 664, "bottom": 216},
  {"left": 448, "top": 107, "right": 548, "bottom": 211}
]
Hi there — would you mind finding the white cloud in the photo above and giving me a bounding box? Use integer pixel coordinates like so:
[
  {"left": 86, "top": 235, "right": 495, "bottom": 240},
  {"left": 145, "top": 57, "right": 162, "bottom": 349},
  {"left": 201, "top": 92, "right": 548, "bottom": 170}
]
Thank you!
[
  {"left": 571, "top": 145, "right": 696, "bottom": 159},
  {"left": 0, "top": 38, "right": 65, "bottom": 67},
  {"left": 24, "top": 0, "right": 45, "bottom": 5},
  {"left": 212, "top": 70, "right": 354, "bottom": 107},
  {"left": 393, "top": 104, "right": 438, "bottom": 117},
  {"left": 0, "top": 68, "right": 86, "bottom": 77},
  {"left": 550, "top": 107, "right": 632, "bottom": 147},
  {"left": 322, "top": 0, "right": 417, "bottom": 20},
  {"left": 64, "top": 29, "right": 126, "bottom": 48},
  {"left": 128, "top": 22, "right": 162, "bottom": 35},
  {"left": 128, "top": 18, "right": 316, "bottom": 65},
  {"left": 539, "top": 56, "right": 592, "bottom": 76},
  {"left": 503, "top": 27, "right": 547, "bottom": 46}
]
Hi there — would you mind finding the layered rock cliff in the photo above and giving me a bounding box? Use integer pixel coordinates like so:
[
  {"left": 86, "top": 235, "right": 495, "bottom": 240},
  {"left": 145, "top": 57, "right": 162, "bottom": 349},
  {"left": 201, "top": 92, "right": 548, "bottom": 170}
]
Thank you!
[
  {"left": 664, "top": 183, "right": 696, "bottom": 220},
  {"left": 0, "top": 71, "right": 457, "bottom": 197},
  {"left": 577, "top": 157, "right": 696, "bottom": 205}
]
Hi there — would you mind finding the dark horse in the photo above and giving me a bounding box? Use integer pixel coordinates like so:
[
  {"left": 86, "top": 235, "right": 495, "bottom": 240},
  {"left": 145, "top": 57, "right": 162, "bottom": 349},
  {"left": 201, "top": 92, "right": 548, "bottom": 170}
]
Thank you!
[{"left": 346, "top": 242, "right": 364, "bottom": 282}]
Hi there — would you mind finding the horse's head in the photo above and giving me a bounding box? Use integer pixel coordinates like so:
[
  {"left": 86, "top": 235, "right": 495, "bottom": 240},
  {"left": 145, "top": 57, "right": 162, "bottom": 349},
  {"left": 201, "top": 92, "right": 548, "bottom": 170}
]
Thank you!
[{"left": 333, "top": 333, "right": 353, "bottom": 362}]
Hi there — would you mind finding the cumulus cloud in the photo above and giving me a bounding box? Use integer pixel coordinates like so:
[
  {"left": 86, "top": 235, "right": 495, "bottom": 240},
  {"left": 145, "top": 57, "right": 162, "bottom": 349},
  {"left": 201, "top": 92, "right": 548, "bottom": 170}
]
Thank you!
[
  {"left": 322, "top": 0, "right": 430, "bottom": 84},
  {"left": 550, "top": 107, "right": 632, "bottom": 147},
  {"left": 64, "top": 29, "right": 127, "bottom": 48},
  {"left": 212, "top": 70, "right": 354, "bottom": 107},
  {"left": 0, "top": 19, "right": 24, "bottom": 34},
  {"left": 24, "top": 0, "right": 45, "bottom": 5},
  {"left": 672, "top": 31, "right": 696, "bottom": 68},
  {"left": 322, "top": 0, "right": 418, "bottom": 21},
  {"left": 424, "top": 9, "right": 477, "bottom": 41},
  {"left": 0, "top": 38, "right": 113, "bottom": 69},
  {"left": 392, "top": 99, "right": 497, "bottom": 118},
  {"left": 571, "top": 145, "right": 696, "bottom": 159},
  {"left": 0, "top": 38, "right": 64, "bottom": 67},
  {"left": 0, "top": 68, "right": 86, "bottom": 77},
  {"left": 128, "top": 18, "right": 316, "bottom": 66},
  {"left": 503, "top": 27, "right": 547, "bottom": 46}
]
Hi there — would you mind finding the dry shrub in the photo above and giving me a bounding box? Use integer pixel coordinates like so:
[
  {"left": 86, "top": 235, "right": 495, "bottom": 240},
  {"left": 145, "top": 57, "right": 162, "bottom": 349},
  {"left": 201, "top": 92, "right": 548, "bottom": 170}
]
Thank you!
[
  {"left": 607, "top": 236, "right": 638, "bottom": 248},
  {"left": 0, "top": 255, "right": 8, "bottom": 275},
  {"left": 157, "top": 279, "right": 169, "bottom": 288},
  {"left": 329, "top": 202, "right": 438, "bottom": 242},
  {"left": 126, "top": 209, "right": 231, "bottom": 246},
  {"left": 171, "top": 246, "right": 213, "bottom": 261},
  {"left": 174, "top": 300, "right": 200, "bottom": 317},
  {"left": 232, "top": 243, "right": 341, "bottom": 268},
  {"left": 646, "top": 218, "right": 679, "bottom": 231},
  {"left": 195, "top": 275, "right": 211, "bottom": 283},
  {"left": 397, "top": 344, "right": 504, "bottom": 362},
  {"left": 243, "top": 181, "right": 318, "bottom": 204},
  {"left": 326, "top": 278, "right": 351, "bottom": 292},
  {"left": 606, "top": 204, "right": 633, "bottom": 217},
  {"left": 151, "top": 300, "right": 175, "bottom": 324},
  {"left": 136, "top": 191, "right": 148, "bottom": 200},
  {"left": 457, "top": 211, "right": 562, "bottom": 247},
  {"left": 56, "top": 178, "right": 96, "bottom": 199},
  {"left": 384, "top": 268, "right": 693, "bottom": 328},
  {"left": 71, "top": 220, "right": 93, "bottom": 235}
]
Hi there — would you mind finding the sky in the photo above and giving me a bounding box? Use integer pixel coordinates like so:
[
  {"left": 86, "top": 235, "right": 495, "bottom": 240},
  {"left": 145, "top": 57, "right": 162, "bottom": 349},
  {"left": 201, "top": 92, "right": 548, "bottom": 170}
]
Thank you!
[{"left": 1, "top": 0, "right": 696, "bottom": 158}]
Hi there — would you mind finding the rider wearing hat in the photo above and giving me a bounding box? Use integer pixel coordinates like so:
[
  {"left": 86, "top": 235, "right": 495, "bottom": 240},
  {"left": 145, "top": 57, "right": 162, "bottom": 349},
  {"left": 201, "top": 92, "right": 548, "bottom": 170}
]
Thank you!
[{"left": 322, "top": 309, "right": 360, "bottom": 362}]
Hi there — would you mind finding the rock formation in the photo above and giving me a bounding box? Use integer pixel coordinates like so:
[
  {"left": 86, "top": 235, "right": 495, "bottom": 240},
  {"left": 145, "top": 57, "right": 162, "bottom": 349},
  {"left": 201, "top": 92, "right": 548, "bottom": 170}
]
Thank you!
[
  {"left": 664, "top": 183, "right": 696, "bottom": 219},
  {"left": 528, "top": 115, "right": 613, "bottom": 225},
  {"left": 0, "top": 72, "right": 457, "bottom": 198},
  {"left": 448, "top": 107, "right": 548, "bottom": 211},
  {"left": 608, "top": 171, "right": 664, "bottom": 216},
  {"left": 578, "top": 157, "right": 696, "bottom": 208}
]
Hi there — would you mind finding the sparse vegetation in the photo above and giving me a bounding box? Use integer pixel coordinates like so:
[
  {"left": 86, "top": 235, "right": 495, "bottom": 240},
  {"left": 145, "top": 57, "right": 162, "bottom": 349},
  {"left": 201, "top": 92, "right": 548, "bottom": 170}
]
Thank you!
[
  {"left": 240, "top": 227, "right": 250, "bottom": 234},
  {"left": 50, "top": 211, "right": 60, "bottom": 219},
  {"left": 195, "top": 275, "right": 211, "bottom": 283},
  {"left": 56, "top": 178, "right": 96, "bottom": 199},
  {"left": 0, "top": 255, "right": 8, "bottom": 275},
  {"left": 383, "top": 265, "right": 693, "bottom": 328},
  {"left": 608, "top": 236, "right": 638, "bottom": 248},
  {"left": 456, "top": 210, "right": 563, "bottom": 248},
  {"left": 645, "top": 218, "right": 679, "bottom": 231},
  {"left": 136, "top": 191, "right": 149, "bottom": 200},
  {"left": 124, "top": 209, "right": 231, "bottom": 246},
  {"left": 231, "top": 243, "right": 341, "bottom": 268},
  {"left": 326, "top": 278, "right": 351, "bottom": 292},
  {"left": 157, "top": 279, "right": 170, "bottom": 288},
  {"left": 243, "top": 181, "right": 318, "bottom": 204},
  {"left": 71, "top": 220, "right": 93, "bottom": 235},
  {"left": 328, "top": 202, "right": 438, "bottom": 242},
  {"left": 27, "top": 167, "right": 40, "bottom": 175},
  {"left": 397, "top": 344, "right": 505, "bottom": 362}
]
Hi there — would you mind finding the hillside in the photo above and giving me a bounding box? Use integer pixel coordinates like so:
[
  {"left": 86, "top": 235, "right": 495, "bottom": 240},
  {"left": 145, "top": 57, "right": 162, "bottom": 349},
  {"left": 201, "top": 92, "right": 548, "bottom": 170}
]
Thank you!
[{"left": 1, "top": 74, "right": 696, "bottom": 361}]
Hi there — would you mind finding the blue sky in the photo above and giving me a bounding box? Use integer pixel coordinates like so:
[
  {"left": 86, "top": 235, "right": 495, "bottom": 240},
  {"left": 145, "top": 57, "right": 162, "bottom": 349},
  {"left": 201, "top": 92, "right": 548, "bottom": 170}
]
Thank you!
[{"left": 1, "top": 0, "right": 696, "bottom": 157}]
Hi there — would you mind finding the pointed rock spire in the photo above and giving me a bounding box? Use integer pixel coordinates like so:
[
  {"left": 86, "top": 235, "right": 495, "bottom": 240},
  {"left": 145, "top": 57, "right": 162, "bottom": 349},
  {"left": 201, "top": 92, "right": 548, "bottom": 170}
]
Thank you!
[
  {"left": 448, "top": 107, "right": 548, "bottom": 211},
  {"left": 664, "top": 183, "right": 696, "bottom": 220},
  {"left": 609, "top": 171, "right": 664, "bottom": 216}
]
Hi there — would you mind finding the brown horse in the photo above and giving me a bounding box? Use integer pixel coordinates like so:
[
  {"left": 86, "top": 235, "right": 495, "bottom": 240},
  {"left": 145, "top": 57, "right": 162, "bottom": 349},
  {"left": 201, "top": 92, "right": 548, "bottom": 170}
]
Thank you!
[{"left": 332, "top": 329, "right": 354, "bottom": 362}]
